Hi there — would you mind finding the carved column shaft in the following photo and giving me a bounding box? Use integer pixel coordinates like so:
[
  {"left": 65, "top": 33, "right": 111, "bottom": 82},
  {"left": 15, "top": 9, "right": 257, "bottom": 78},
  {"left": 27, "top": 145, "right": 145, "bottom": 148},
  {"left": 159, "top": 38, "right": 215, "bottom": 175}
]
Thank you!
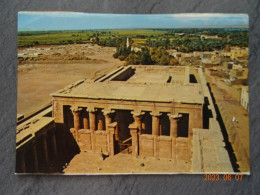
[
  {"left": 129, "top": 123, "right": 139, "bottom": 158},
  {"left": 152, "top": 114, "right": 160, "bottom": 136},
  {"left": 103, "top": 110, "right": 115, "bottom": 133},
  {"left": 89, "top": 111, "right": 96, "bottom": 132},
  {"left": 105, "top": 115, "right": 112, "bottom": 133},
  {"left": 135, "top": 116, "right": 142, "bottom": 134},
  {"left": 87, "top": 108, "right": 97, "bottom": 151},
  {"left": 71, "top": 107, "right": 82, "bottom": 142},
  {"left": 131, "top": 111, "right": 144, "bottom": 135},
  {"left": 170, "top": 118, "right": 178, "bottom": 137},
  {"left": 168, "top": 114, "right": 182, "bottom": 138},
  {"left": 108, "top": 122, "right": 117, "bottom": 156}
]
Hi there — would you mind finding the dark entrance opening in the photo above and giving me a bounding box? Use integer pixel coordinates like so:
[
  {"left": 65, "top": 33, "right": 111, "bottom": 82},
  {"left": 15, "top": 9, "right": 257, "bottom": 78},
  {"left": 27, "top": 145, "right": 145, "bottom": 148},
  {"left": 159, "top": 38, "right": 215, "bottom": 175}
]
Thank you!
[
  {"left": 189, "top": 74, "right": 198, "bottom": 83},
  {"left": 177, "top": 113, "right": 189, "bottom": 137},
  {"left": 160, "top": 112, "right": 170, "bottom": 136},
  {"left": 114, "top": 110, "right": 134, "bottom": 154}
]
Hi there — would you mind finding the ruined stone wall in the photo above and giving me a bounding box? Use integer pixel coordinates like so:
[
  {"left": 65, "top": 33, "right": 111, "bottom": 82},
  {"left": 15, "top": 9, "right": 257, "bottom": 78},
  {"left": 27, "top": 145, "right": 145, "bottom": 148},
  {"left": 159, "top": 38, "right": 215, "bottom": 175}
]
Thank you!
[{"left": 94, "top": 131, "right": 108, "bottom": 154}]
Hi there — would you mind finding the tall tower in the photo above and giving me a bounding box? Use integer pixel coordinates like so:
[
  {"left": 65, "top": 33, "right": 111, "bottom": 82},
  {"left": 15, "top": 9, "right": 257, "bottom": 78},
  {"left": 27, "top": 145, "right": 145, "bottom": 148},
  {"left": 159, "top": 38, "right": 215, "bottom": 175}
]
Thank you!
[{"left": 126, "top": 38, "right": 129, "bottom": 48}]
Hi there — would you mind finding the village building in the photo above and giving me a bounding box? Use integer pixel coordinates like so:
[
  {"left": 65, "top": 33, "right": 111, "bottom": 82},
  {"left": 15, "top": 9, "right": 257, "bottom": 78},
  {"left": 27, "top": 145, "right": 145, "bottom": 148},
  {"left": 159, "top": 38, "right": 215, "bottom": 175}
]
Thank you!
[
  {"left": 241, "top": 86, "right": 249, "bottom": 112},
  {"left": 200, "top": 35, "right": 222, "bottom": 40}
]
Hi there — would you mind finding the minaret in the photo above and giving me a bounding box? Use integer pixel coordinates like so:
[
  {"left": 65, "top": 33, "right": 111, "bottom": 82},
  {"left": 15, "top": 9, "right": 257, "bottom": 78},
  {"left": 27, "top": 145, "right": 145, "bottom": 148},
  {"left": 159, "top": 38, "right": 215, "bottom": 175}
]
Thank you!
[{"left": 126, "top": 38, "right": 129, "bottom": 48}]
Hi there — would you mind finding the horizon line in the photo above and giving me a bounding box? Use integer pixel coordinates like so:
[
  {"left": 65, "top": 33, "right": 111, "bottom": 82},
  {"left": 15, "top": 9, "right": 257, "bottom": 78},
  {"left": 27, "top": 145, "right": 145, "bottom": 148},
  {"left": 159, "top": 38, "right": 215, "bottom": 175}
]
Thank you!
[{"left": 18, "top": 26, "right": 249, "bottom": 32}]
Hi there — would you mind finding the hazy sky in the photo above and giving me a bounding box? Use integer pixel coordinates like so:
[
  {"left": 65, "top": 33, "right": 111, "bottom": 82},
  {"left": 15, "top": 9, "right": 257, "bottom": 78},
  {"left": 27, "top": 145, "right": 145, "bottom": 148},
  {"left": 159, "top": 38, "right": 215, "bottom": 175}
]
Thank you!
[{"left": 18, "top": 12, "right": 249, "bottom": 31}]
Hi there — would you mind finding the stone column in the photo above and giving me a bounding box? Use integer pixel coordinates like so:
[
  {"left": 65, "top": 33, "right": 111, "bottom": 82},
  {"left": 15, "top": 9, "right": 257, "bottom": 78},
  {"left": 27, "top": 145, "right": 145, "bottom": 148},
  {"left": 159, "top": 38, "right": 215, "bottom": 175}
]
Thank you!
[
  {"left": 42, "top": 133, "right": 49, "bottom": 165},
  {"left": 32, "top": 140, "right": 39, "bottom": 172},
  {"left": 107, "top": 122, "right": 117, "bottom": 156},
  {"left": 151, "top": 112, "right": 161, "bottom": 158},
  {"left": 87, "top": 107, "right": 97, "bottom": 133},
  {"left": 129, "top": 123, "right": 139, "bottom": 158},
  {"left": 103, "top": 110, "right": 115, "bottom": 133},
  {"left": 151, "top": 112, "right": 161, "bottom": 136},
  {"left": 51, "top": 131, "right": 58, "bottom": 159},
  {"left": 168, "top": 114, "right": 182, "bottom": 138},
  {"left": 70, "top": 106, "right": 82, "bottom": 142},
  {"left": 131, "top": 111, "right": 144, "bottom": 135},
  {"left": 87, "top": 107, "right": 97, "bottom": 151},
  {"left": 83, "top": 111, "right": 89, "bottom": 129}
]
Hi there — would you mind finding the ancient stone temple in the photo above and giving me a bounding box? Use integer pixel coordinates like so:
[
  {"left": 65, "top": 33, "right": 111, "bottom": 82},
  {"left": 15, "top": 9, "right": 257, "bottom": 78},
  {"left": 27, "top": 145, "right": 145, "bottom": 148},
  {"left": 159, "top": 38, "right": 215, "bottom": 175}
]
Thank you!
[
  {"left": 16, "top": 65, "right": 234, "bottom": 173},
  {"left": 51, "top": 65, "right": 204, "bottom": 159}
]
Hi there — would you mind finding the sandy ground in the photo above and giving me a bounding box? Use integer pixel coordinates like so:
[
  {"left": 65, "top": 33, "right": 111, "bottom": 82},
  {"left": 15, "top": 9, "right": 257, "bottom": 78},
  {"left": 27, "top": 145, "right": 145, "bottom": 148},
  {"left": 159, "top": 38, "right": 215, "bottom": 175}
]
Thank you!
[
  {"left": 64, "top": 152, "right": 191, "bottom": 174},
  {"left": 17, "top": 44, "right": 124, "bottom": 116},
  {"left": 207, "top": 78, "right": 249, "bottom": 140}
]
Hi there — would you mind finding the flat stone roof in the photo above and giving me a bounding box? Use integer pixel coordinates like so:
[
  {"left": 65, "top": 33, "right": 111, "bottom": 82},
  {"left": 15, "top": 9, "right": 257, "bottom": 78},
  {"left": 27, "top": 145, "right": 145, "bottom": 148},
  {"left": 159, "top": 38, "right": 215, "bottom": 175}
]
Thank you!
[
  {"left": 51, "top": 82, "right": 204, "bottom": 104},
  {"left": 16, "top": 117, "right": 54, "bottom": 147}
]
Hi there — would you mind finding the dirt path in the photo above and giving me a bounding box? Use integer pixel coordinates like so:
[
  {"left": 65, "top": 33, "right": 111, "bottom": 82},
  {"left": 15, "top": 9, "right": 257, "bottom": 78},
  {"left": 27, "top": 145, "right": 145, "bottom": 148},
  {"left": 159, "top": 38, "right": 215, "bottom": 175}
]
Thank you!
[{"left": 205, "top": 72, "right": 249, "bottom": 171}]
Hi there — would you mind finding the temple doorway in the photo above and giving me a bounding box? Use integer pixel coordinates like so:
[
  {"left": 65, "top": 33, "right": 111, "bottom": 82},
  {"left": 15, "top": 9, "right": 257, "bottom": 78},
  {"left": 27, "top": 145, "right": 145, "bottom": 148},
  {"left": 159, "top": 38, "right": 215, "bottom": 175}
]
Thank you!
[{"left": 113, "top": 110, "right": 134, "bottom": 154}]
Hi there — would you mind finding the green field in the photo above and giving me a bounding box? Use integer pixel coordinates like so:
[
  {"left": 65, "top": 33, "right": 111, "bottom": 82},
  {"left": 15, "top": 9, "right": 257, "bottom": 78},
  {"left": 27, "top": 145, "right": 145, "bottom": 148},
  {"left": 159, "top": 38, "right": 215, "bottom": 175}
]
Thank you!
[
  {"left": 18, "top": 29, "right": 168, "bottom": 47},
  {"left": 18, "top": 28, "right": 248, "bottom": 53}
]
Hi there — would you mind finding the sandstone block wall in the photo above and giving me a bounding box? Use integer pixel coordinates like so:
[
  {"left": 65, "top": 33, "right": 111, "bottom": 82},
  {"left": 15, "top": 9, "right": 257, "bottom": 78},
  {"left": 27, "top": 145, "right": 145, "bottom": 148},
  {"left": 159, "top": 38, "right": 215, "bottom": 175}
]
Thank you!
[{"left": 139, "top": 134, "right": 191, "bottom": 160}]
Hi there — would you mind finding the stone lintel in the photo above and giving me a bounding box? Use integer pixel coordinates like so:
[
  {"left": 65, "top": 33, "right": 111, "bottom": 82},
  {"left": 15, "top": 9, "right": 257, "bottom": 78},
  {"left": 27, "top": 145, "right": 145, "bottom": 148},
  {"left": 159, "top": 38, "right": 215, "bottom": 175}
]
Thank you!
[{"left": 129, "top": 123, "right": 138, "bottom": 130}]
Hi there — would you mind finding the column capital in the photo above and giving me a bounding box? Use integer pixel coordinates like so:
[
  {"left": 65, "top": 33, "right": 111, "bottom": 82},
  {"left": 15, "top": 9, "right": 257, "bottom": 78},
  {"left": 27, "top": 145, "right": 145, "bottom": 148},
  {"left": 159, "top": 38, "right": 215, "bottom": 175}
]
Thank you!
[
  {"left": 150, "top": 111, "right": 162, "bottom": 117},
  {"left": 168, "top": 113, "right": 182, "bottom": 119},
  {"left": 129, "top": 123, "right": 138, "bottom": 129},
  {"left": 102, "top": 109, "right": 115, "bottom": 116},
  {"left": 87, "top": 107, "right": 97, "bottom": 113},
  {"left": 70, "top": 106, "right": 82, "bottom": 114},
  {"left": 131, "top": 111, "right": 145, "bottom": 117}
]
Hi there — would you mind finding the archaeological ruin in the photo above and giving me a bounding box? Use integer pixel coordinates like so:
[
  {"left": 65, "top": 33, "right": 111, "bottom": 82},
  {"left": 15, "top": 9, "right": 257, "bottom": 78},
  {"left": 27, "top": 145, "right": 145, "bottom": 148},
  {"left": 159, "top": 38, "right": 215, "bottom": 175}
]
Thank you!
[{"left": 16, "top": 65, "right": 236, "bottom": 174}]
